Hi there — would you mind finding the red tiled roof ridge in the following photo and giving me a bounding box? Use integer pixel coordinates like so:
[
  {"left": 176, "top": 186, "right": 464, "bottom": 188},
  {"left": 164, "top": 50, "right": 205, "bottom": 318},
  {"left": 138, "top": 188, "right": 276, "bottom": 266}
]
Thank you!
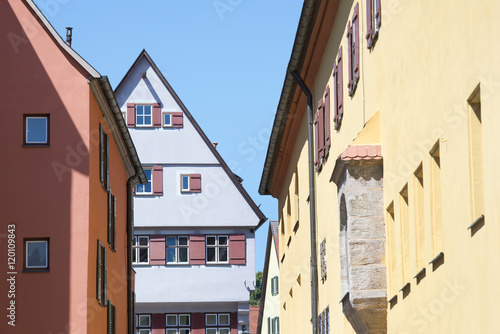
[{"left": 341, "top": 144, "right": 382, "bottom": 161}]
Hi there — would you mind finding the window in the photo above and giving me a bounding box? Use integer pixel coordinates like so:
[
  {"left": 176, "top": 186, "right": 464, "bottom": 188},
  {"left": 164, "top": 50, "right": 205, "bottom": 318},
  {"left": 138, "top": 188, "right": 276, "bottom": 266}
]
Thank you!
[
  {"left": 366, "top": 0, "right": 381, "bottom": 48},
  {"left": 318, "top": 307, "right": 329, "bottom": 334},
  {"left": 271, "top": 317, "right": 280, "bottom": 334},
  {"left": 314, "top": 86, "right": 331, "bottom": 171},
  {"left": 107, "top": 301, "right": 116, "bottom": 334},
  {"left": 206, "top": 314, "right": 229, "bottom": 334},
  {"left": 24, "top": 114, "right": 49, "bottom": 145},
  {"left": 136, "top": 168, "right": 152, "bottom": 194},
  {"left": 137, "top": 314, "right": 151, "bottom": 334},
  {"left": 136, "top": 105, "right": 152, "bottom": 126},
  {"left": 24, "top": 239, "right": 49, "bottom": 270},
  {"left": 206, "top": 236, "right": 228, "bottom": 263},
  {"left": 271, "top": 276, "right": 279, "bottom": 296},
  {"left": 163, "top": 112, "right": 172, "bottom": 127},
  {"left": 100, "top": 124, "right": 110, "bottom": 191},
  {"left": 108, "top": 191, "right": 116, "bottom": 251},
  {"left": 166, "top": 314, "right": 177, "bottom": 327},
  {"left": 180, "top": 174, "right": 202, "bottom": 193},
  {"left": 166, "top": 314, "right": 190, "bottom": 334},
  {"left": 333, "top": 46, "right": 344, "bottom": 130},
  {"left": 347, "top": 3, "right": 360, "bottom": 96},
  {"left": 320, "top": 239, "right": 327, "bottom": 280},
  {"left": 133, "top": 236, "right": 149, "bottom": 264},
  {"left": 166, "top": 236, "right": 189, "bottom": 264},
  {"left": 206, "top": 314, "right": 217, "bottom": 326},
  {"left": 218, "top": 314, "right": 230, "bottom": 326},
  {"left": 97, "top": 240, "right": 107, "bottom": 306}
]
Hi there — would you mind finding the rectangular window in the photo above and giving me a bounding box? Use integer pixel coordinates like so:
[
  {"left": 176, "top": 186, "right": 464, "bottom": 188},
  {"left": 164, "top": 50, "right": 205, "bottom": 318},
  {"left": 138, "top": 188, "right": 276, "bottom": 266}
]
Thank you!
[
  {"left": 180, "top": 174, "right": 202, "bottom": 193},
  {"left": 166, "top": 314, "right": 177, "bottom": 326},
  {"left": 320, "top": 239, "right": 327, "bottom": 280},
  {"left": 333, "top": 46, "right": 343, "bottom": 130},
  {"left": 138, "top": 330, "right": 151, "bottom": 334},
  {"left": 206, "top": 235, "right": 228, "bottom": 264},
  {"left": 366, "top": 0, "right": 381, "bottom": 48},
  {"left": 205, "top": 313, "right": 229, "bottom": 334},
  {"left": 179, "top": 314, "right": 190, "bottom": 326},
  {"left": 181, "top": 175, "right": 190, "bottom": 192},
  {"left": 137, "top": 314, "right": 151, "bottom": 334},
  {"left": 347, "top": 3, "right": 360, "bottom": 97},
  {"left": 218, "top": 314, "right": 230, "bottom": 326},
  {"left": 206, "top": 314, "right": 217, "bottom": 326},
  {"left": 206, "top": 329, "right": 217, "bottom": 334},
  {"left": 136, "top": 105, "right": 152, "bottom": 126},
  {"left": 271, "top": 276, "right": 279, "bottom": 296},
  {"left": 136, "top": 168, "right": 153, "bottom": 194},
  {"left": 24, "top": 239, "right": 49, "bottom": 270},
  {"left": 272, "top": 317, "right": 280, "bottom": 334},
  {"left": 24, "top": 114, "right": 49, "bottom": 145},
  {"left": 100, "top": 124, "right": 110, "bottom": 191},
  {"left": 96, "top": 240, "right": 107, "bottom": 306},
  {"left": 179, "top": 330, "right": 191, "bottom": 334},
  {"left": 166, "top": 236, "right": 189, "bottom": 264},
  {"left": 108, "top": 191, "right": 116, "bottom": 251},
  {"left": 133, "top": 236, "right": 149, "bottom": 265},
  {"left": 163, "top": 112, "right": 173, "bottom": 127}
]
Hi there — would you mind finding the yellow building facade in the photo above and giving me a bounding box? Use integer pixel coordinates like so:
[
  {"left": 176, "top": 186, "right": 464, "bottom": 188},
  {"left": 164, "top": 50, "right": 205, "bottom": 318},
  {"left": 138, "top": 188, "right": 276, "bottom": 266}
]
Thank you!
[{"left": 260, "top": 0, "right": 500, "bottom": 333}]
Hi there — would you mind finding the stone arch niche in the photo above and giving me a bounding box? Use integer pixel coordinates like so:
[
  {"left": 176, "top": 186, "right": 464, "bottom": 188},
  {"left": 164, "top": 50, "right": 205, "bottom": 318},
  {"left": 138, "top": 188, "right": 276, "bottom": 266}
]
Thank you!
[{"left": 331, "top": 146, "right": 387, "bottom": 334}]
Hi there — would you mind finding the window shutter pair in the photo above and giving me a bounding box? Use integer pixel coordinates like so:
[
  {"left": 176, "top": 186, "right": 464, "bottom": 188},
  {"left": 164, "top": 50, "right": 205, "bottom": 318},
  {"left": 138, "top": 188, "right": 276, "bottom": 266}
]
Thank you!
[
  {"left": 347, "top": 3, "right": 360, "bottom": 96},
  {"left": 127, "top": 103, "right": 184, "bottom": 128},
  {"left": 333, "top": 47, "right": 344, "bottom": 130},
  {"left": 153, "top": 166, "right": 163, "bottom": 195},
  {"left": 190, "top": 174, "right": 202, "bottom": 193},
  {"left": 189, "top": 235, "right": 206, "bottom": 265},
  {"left": 107, "top": 301, "right": 116, "bottom": 334},
  {"left": 366, "top": 0, "right": 382, "bottom": 48},
  {"left": 107, "top": 191, "right": 116, "bottom": 251},
  {"left": 229, "top": 234, "right": 246, "bottom": 265},
  {"left": 149, "top": 235, "right": 166, "bottom": 265},
  {"left": 100, "top": 124, "right": 110, "bottom": 191},
  {"left": 96, "top": 240, "right": 107, "bottom": 306}
]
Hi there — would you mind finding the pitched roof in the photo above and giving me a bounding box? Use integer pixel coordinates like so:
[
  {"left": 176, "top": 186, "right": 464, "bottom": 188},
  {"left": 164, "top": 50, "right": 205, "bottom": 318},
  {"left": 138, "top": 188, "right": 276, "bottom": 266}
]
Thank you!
[{"left": 115, "top": 50, "right": 267, "bottom": 227}]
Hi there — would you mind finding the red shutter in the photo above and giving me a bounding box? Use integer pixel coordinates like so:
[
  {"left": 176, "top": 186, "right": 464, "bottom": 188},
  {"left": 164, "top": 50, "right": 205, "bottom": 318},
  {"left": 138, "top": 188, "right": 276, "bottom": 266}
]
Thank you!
[
  {"left": 353, "top": 3, "right": 360, "bottom": 84},
  {"left": 324, "top": 85, "right": 331, "bottom": 150},
  {"left": 190, "top": 235, "right": 205, "bottom": 265},
  {"left": 333, "top": 66, "right": 339, "bottom": 128},
  {"left": 149, "top": 235, "right": 165, "bottom": 265},
  {"left": 317, "top": 98, "right": 325, "bottom": 162},
  {"left": 347, "top": 20, "right": 353, "bottom": 96},
  {"left": 127, "top": 103, "right": 135, "bottom": 127},
  {"left": 338, "top": 46, "right": 344, "bottom": 124},
  {"left": 172, "top": 112, "right": 183, "bottom": 128},
  {"left": 153, "top": 166, "right": 163, "bottom": 195},
  {"left": 376, "top": 0, "right": 382, "bottom": 30},
  {"left": 230, "top": 312, "right": 238, "bottom": 334},
  {"left": 153, "top": 103, "right": 161, "bottom": 127},
  {"left": 151, "top": 313, "right": 166, "bottom": 334},
  {"left": 190, "top": 174, "right": 201, "bottom": 193},
  {"left": 229, "top": 234, "right": 246, "bottom": 265},
  {"left": 366, "top": 0, "right": 373, "bottom": 47},
  {"left": 191, "top": 313, "right": 205, "bottom": 334},
  {"left": 314, "top": 111, "right": 319, "bottom": 171}
]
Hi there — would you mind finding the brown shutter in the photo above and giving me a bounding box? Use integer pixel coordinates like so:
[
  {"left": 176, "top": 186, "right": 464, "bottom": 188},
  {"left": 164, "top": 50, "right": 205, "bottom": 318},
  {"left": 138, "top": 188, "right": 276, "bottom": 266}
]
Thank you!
[
  {"left": 333, "top": 66, "right": 339, "bottom": 128},
  {"left": 229, "top": 234, "right": 246, "bottom": 265},
  {"left": 108, "top": 191, "right": 113, "bottom": 246},
  {"left": 317, "top": 98, "right": 325, "bottom": 162},
  {"left": 190, "top": 174, "right": 202, "bottom": 193},
  {"left": 152, "top": 103, "right": 161, "bottom": 127},
  {"left": 112, "top": 195, "right": 116, "bottom": 251},
  {"left": 152, "top": 166, "right": 163, "bottom": 195},
  {"left": 324, "top": 85, "right": 331, "bottom": 150},
  {"left": 338, "top": 46, "right": 344, "bottom": 124},
  {"left": 105, "top": 133, "right": 109, "bottom": 190},
  {"left": 353, "top": 3, "right": 360, "bottom": 85},
  {"left": 314, "top": 111, "right": 320, "bottom": 171},
  {"left": 127, "top": 103, "right": 135, "bottom": 127},
  {"left": 99, "top": 124, "right": 104, "bottom": 186},
  {"left": 189, "top": 235, "right": 206, "bottom": 265},
  {"left": 149, "top": 235, "right": 166, "bottom": 265},
  {"left": 96, "top": 240, "right": 102, "bottom": 303},
  {"left": 347, "top": 20, "right": 353, "bottom": 96},
  {"left": 376, "top": 0, "right": 382, "bottom": 30},
  {"left": 172, "top": 112, "right": 183, "bottom": 128},
  {"left": 366, "top": 0, "right": 373, "bottom": 47}
]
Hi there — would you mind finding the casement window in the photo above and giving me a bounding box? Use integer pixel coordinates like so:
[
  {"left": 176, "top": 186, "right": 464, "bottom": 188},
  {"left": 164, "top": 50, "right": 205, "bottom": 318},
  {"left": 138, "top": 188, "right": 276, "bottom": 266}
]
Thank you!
[
  {"left": 206, "top": 314, "right": 230, "bottom": 334},
  {"left": 271, "top": 276, "right": 279, "bottom": 296},
  {"left": 314, "top": 86, "right": 331, "bottom": 171},
  {"left": 132, "top": 236, "right": 149, "bottom": 264},
  {"left": 107, "top": 191, "right": 116, "bottom": 251},
  {"left": 136, "top": 168, "right": 153, "bottom": 194},
  {"left": 271, "top": 317, "right": 280, "bottom": 334},
  {"left": 166, "top": 314, "right": 191, "bottom": 334},
  {"left": 100, "top": 124, "right": 110, "bottom": 191},
  {"left": 24, "top": 114, "right": 49, "bottom": 145},
  {"left": 206, "top": 235, "right": 228, "bottom": 264},
  {"left": 347, "top": 3, "right": 360, "bottom": 97},
  {"left": 333, "top": 46, "right": 344, "bottom": 130},
  {"left": 96, "top": 240, "right": 107, "bottom": 306},
  {"left": 320, "top": 239, "right": 327, "bottom": 280},
  {"left": 128, "top": 103, "right": 165, "bottom": 127},
  {"left": 136, "top": 105, "right": 153, "bottom": 126},
  {"left": 163, "top": 111, "right": 184, "bottom": 128},
  {"left": 318, "top": 307, "right": 330, "bottom": 334},
  {"left": 24, "top": 239, "right": 49, "bottom": 271},
  {"left": 166, "top": 236, "right": 189, "bottom": 264},
  {"left": 180, "top": 174, "right": 202, "bottom": 193},
  {"left": 107, "top": 301, "right": 116, "bottom": 334},
  {"left": 137, "top": 314, "right": 151, "bottom": 334},
  {"left": 366, "top": 0, "right": 382, "bottom": 48}
]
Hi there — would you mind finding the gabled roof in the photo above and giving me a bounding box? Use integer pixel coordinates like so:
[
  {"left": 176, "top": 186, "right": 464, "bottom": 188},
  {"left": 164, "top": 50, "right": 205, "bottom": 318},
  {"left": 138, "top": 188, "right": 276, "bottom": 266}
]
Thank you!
[{"left": 115, "top": 50, "right": 267, "bottom": 227}]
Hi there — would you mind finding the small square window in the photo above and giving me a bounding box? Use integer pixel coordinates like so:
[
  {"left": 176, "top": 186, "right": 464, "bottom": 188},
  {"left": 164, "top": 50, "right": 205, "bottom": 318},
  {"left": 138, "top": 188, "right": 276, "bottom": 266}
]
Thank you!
[
  {"left": 219, "top": 329, "right": 230, "bottom": 334},
  {"left": 206, "top": 314, "right": 217, "bottom": 326},
  {"left": 166, "top": 329, "right": 177, "bottom": 334},
  {"left": 24, "top": 115, "right": 49, "bottom": 145},
  {"left": 206, "top": 329, "right": 217, "bottom": 334},
  {"left": 166, "top": 314, "right": 177, "bottom": 326},
  {"left": 138, "top": 314, "right": 151, "bottom": 327},
  {"left": 218, "top": 314, "right": 230, "bottom": 326},
  {"left": 136, "top": 105, "right": 152, "bottom": 126},
  {"left": 136, "top": 169, "right": 153, "bottom": 194},
  {"left": 179, "top": 329, "right": 191, "bottom": 334},
  {"left": 163, "top": 112, "right": 172, "bottom": 127},
  {"left": 138, "top": 330, "right": 151, "bottom": 334},
  {"left": 179, "top": 314, "right": 190, "bottom": 326},
  {"left": 25, "top": 239, "right": 49, "bottom": 270}
]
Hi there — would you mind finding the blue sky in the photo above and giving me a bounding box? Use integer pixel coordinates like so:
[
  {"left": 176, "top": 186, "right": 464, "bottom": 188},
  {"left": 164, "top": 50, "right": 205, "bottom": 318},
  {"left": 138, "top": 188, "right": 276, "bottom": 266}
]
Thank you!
[{"left": 33, "top": 0, "right": 304, "bottom": 272}]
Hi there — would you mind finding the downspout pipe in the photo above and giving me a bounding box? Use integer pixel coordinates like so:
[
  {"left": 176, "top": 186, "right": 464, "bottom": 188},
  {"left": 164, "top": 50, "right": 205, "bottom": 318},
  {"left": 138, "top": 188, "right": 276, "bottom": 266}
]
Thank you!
[
  {"left": 126, "top": 176, "right": 135, "bottom": 334},
  {"left": 289, "top": 70, "right": 318, "bottom": 334}
]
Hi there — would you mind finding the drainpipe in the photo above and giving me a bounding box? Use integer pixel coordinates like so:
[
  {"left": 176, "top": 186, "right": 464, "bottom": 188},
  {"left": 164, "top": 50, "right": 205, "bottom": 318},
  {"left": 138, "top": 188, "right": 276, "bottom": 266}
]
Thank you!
[
  {"left": 289, "top": 70, "right": 319, "bottom": 334},
  {"left": 127, "top": 176, "right": 135, "bottom": 334}
]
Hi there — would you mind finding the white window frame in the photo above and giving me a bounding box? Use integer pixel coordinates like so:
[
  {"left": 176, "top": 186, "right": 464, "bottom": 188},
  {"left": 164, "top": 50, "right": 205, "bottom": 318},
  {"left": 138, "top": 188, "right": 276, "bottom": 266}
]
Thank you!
[
  {"left": 135, "top": 105, "right": 153, "bottom": 127},
  {"left": 133, "top": 236, "right": 150, "bottom": 265},
  {"left": 136, "top": 168, "right": 153, "bottom": 195},
  {"left": 218, "top": 314, "right": 230, "bottom": 326},
  {"left": 25, "top": 115, "right": 48, "bottom": 144},
  {"left": 166, "top": 236, "right": 189, "bottom": 264},
  {"left": 138, "top": 330, "right": 151, "bottom": 334},
  {"left": 272, "top": 317, "right": 280, "bottom": 334},
  {"left": 166, "top": 314, "right": 177, "bottom": 327},
  {"left": 219, "top": 329, "right": 230, "bottom": 334},
  {"left": 179, "top": 314, "right": 191, "bottom": 326},
  {"left": 181, "top": 175, "right": 191, "bottom": 192},
  {"left": 25, "top": 239, "right": 48, "bottom": 269},
  {"left": 271, "top": 276, "right": 279, "bottom": 296},
  {"left": 138, "top": 314, "right": 151, "bottom": 328},
  {"left": 179, "top": 329, "right": 191, "bottom": 334},
  {"left": 162, "top": 112, "right": 173, "bottom": 127},
  {"left": 206, "top": 329, "right": 217, "bottom": 334},
  {"left": 206, "top": 313, "right": 218, "bottom": 326},
  {"left": 206, "top": 235, "right": 229, "bottom": 264}
]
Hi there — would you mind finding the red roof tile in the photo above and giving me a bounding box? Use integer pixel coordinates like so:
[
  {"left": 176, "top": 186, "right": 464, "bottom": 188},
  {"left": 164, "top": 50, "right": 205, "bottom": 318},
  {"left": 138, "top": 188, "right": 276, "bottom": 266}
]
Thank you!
[
  {"left": 249, "top": 305, "right": 259, "bottom": 334},
  {"left": 341, "top": 144, "right": 382, "bottom": 161}
]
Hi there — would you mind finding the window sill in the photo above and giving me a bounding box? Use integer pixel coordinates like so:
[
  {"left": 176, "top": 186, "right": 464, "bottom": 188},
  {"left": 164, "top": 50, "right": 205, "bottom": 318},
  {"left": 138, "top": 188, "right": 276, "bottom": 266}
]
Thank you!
[
  {"left": 23, "top": 268, "right": 49, "bottom": 273},
  {"left": 22, "top": 144, "right": 50, "bottom": 148}
]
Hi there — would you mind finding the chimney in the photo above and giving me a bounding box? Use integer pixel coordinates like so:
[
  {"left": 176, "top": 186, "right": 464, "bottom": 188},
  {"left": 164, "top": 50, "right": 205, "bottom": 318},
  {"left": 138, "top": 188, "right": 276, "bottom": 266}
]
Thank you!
[
  {"left": 213, "top": 142, "right": 218, "bottom": 149},
  {"left": 65, "top": 27, "right": 73, "bottom": 47}
]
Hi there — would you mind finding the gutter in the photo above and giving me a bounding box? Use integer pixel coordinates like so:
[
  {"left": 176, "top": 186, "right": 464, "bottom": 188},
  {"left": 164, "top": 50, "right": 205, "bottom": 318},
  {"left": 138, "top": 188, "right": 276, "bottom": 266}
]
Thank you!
[{"left": 289, "top": 71, "right": 319, "bottom": 334}]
